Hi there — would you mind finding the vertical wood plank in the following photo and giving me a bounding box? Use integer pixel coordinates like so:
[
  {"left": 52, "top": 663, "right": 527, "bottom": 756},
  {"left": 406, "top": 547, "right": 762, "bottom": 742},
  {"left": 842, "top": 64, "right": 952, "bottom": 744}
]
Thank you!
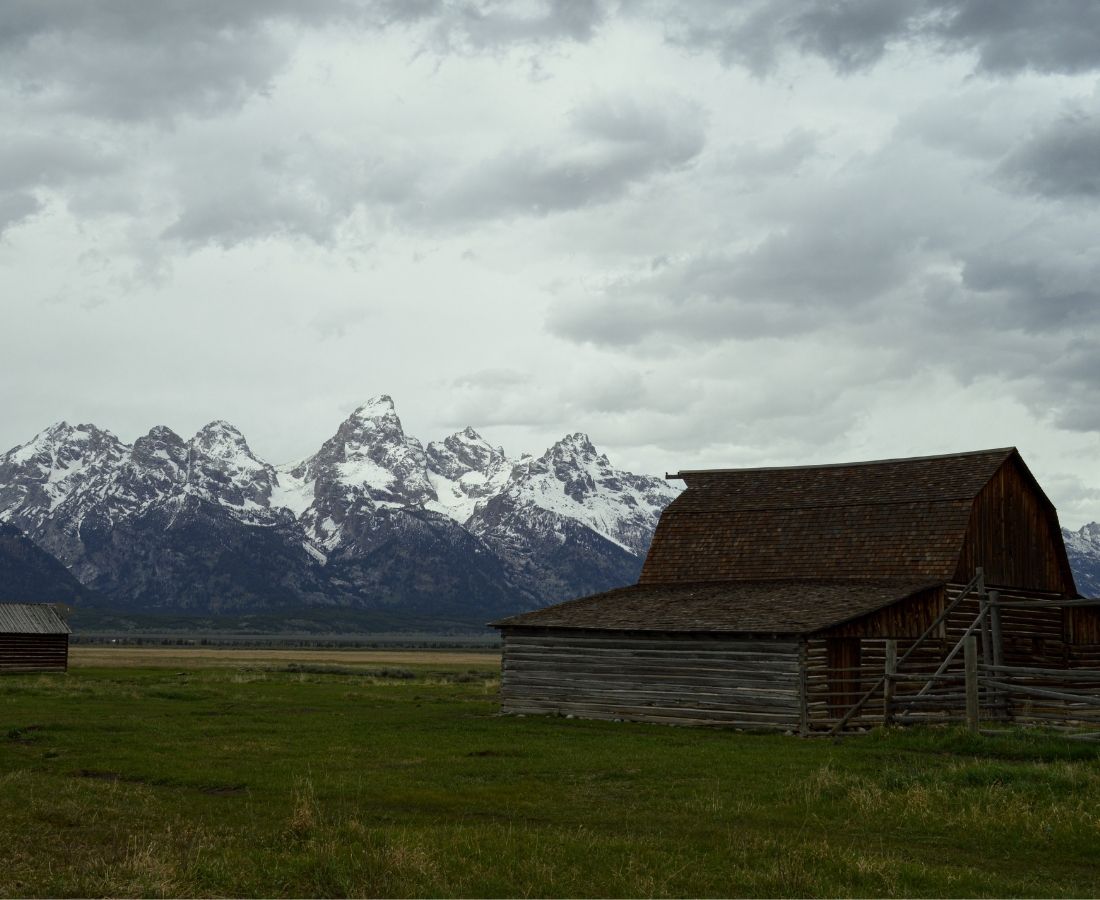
[
  {"left": 883, "top": 639, "right": 897, "bottom": 726},
  {"left": 964, "top": 635, "right": 979, "bottom": 732}
]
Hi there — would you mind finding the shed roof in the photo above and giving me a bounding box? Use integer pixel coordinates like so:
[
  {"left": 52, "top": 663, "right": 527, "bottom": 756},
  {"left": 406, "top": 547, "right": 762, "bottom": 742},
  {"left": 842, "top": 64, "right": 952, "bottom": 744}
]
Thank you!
[
  {"left": 492, "top": 579, "right": 939, "bottom": 635},
  {"left": 0, "top": 603, "right": 71, "bottom": 635},
  {"left": 641, "top": 448, "right": 1017, "bottom": 584}
]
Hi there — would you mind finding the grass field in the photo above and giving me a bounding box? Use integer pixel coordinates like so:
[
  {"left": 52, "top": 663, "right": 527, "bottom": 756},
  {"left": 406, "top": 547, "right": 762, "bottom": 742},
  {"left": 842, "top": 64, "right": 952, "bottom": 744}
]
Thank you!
[{"left": 2, "top": 650, "right": 1100, "bottom": 897}]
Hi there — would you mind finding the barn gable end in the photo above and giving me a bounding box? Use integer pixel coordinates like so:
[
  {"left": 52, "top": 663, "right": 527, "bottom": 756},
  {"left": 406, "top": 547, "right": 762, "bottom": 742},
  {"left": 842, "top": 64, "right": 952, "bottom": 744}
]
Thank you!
[{"left": 955, "top": 452, "right": 1076, "bottom": 594}]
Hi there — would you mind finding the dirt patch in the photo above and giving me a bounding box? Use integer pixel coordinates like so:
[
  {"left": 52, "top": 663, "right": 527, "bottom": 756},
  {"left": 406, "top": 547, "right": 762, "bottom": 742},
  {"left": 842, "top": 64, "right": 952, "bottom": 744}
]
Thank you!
[
  {"left": 6, "top": 725, "right": 45, "bottom": 744},
  {"left": 199, "top": 783, "right": 247, "bottom": 796},
  {"left": 70, "top": 647, "right": 501, "bottom": 669}
]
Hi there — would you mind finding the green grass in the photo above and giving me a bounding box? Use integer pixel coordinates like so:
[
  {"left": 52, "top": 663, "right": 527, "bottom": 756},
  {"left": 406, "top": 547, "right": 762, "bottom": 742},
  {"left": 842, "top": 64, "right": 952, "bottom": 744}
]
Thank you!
[{"left": 2, "top": 663, "right": 1099, "bottom": 897}]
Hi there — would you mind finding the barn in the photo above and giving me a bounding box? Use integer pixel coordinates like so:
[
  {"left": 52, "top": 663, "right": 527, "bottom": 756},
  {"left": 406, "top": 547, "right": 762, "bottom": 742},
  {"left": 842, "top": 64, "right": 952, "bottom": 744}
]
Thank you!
[
  {"left": 0, "top": 604, "right": 71, "bottom": 673},
  {"left": 491, "top": 448, "right": 1100, "bottom": 732}
]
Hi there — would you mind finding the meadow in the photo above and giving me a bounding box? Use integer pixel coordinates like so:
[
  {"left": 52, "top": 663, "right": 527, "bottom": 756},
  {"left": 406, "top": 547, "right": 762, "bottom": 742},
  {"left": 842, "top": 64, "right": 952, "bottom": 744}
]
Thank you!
[{"left": 2, "top": 648, "right": 1099, "bottom": 898}]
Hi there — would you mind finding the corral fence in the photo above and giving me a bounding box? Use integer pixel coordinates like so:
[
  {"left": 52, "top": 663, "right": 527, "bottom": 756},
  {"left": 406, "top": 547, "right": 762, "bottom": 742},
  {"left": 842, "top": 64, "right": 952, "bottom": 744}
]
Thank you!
[{"left": 816, "top": 570, "right": 1100, "bottom": 741}]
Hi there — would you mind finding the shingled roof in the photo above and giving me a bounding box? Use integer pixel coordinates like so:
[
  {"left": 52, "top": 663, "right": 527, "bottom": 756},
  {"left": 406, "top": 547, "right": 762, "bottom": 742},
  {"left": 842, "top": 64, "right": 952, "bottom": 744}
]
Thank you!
[
  {"left": 491, "top": 579, "right": 939, "bottom": 634},
  {"left": 494, "top": 448, "right": 1029, "bottom": 635},
  {"left": 640, "top": 448, "right": 1017, "bottom": 584}
]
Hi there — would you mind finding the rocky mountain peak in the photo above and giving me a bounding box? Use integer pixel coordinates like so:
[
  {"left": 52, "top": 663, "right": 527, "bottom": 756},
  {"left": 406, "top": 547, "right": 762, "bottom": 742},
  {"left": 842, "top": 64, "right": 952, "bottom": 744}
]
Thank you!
[
  {"left": 290, "top": 395, "right": 434, "bottom": 513},
  {"left": 191, "top": 421, "right": 260, "bottom": 464},
  {"left": 131, "top": 426, "right": 187, "bottom": 468},
  {"left": 1064, "top": 522, "right": 1100, "bottom": 598},
  {"left": 0, "top": 422, "right": 129, "bottom": 530},
  {"left": 426, "top": 427, "right": 507, "bottom": 480},
  {"left": 186, "top": 421, "right": 275, "bottom": 514},
  {"left": 348, "top": 394, "right": 398, "bottom": 426},
  {"left": 424, "top": 427, "right": 513, "bottom": 522},
  {"left": 6, "top": 421, "right": 125, "bottom": 465}
]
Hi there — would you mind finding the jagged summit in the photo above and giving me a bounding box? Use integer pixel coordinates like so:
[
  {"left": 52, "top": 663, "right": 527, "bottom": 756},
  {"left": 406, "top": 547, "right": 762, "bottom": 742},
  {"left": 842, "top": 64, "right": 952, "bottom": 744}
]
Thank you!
[
  {"left": 348, "top": 394, "right": 398, "bottom": 422},
  {"left": 191, "top": 421, "right": 261, "bottom": 463},
  {"left": 556, "top": 432, "right": 598, "bottom": 453}
]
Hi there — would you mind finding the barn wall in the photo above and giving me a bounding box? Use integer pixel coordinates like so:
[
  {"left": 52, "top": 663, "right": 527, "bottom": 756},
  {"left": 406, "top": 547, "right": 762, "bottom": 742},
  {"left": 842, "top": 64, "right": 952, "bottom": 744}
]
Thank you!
[
  {"left": 500, "top": 628, "right": 802, "bottom": 730},
  {"left": 822, "top": 586, "right": 946, "bottom": 639},
  {"left": 0, "top": 633, "right": 68, "bottom": 672},
  {"left": 955, "top": 458, "right": 1073, "bottom": 593}
]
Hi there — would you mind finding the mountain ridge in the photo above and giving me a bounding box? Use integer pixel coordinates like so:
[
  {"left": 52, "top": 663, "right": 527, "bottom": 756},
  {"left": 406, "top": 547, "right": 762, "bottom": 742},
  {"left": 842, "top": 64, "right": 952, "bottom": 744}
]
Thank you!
[{"left": 0, "top": 397, "right": 680, "bottom": 622}]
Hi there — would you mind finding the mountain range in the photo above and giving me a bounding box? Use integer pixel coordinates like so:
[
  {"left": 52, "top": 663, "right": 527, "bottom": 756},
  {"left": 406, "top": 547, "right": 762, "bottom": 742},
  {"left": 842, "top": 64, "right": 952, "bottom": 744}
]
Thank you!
[
  {"left": 2, "top": 405, "right": 1098, "bottom": 630},
  {"left": 0, "top": 397, "right": 679, "bottom": 625}
]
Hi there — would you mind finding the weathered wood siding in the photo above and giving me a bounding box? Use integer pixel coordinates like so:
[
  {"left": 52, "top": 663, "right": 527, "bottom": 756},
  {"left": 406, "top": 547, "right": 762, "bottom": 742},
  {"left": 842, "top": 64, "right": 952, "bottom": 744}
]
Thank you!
[
  {"left": 500, "top": 628, "right": 802, "bottom": 730},
  {"left": 955, "top": 457, "right": 1074, "bottom": 593},
  {"left": 822, "top": 586, "right": 946, "bottom": 639},
  {"left": 0, "top": 633, "right": 68, "bottom": 672}
]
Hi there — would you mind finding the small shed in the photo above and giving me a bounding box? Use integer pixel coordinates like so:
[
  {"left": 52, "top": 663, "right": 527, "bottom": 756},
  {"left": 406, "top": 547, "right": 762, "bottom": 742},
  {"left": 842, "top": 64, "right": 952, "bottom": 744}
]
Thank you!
[
  {"left": 491, "top": 448, "right": 1100, "bottom": 731},
  {"left": 0, "top": 604, "right": 71, "bottom": 673}
]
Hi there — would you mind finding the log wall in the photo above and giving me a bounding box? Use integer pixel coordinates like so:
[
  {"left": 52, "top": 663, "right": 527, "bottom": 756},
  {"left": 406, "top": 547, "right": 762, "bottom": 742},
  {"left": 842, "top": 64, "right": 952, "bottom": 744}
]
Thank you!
[
  {"left": 499, "top": 628, "right": 802, "bottom": 730},
  {"left": 0, "top": 633, "right": 69, "bottom": 672}
]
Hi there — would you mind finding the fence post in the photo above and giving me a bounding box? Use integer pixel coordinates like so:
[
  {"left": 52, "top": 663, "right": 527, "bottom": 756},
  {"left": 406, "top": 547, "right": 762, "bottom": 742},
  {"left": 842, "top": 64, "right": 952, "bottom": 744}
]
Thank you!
[
  {"left": 988, "top": 589, "right": 1007, "bottom": 719},
  {"left": 964, "top": 635, "right": 979, "bottom": 732},
  {"left": 883, "top": 639, "right": 897, "bottom": 726}
]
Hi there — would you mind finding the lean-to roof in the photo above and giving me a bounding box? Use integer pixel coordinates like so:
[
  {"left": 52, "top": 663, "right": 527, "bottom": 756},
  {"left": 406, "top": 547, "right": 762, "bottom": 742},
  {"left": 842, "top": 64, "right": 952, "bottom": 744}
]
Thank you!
[
  {"left": 492, "top": 579, "right": 939, "bottom": 634},
  {"left": 0, "top": 603, "right": 71, "bottom": 635}
]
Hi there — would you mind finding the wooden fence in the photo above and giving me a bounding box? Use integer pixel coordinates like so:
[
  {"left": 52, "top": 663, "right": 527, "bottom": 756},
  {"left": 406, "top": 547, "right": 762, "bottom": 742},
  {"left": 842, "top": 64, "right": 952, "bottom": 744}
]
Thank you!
[{"left": 812, "top": 572, "right": 1100, "bottom": 739}]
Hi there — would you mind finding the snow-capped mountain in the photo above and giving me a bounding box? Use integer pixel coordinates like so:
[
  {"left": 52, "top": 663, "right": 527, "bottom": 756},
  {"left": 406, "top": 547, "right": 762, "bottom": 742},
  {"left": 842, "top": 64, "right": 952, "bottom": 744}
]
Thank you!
[
  {"left": 466, "top": 432, "right": 679, "bottom": 601},
  {"left": 0, "top": 396, "right": 679, "bottom": 620},
  {"left": 425, "top": 426, "right": 515, "bottom": 522},
  {"left": 1064, "top": 523, "right": 1100, "bottom": 598}
]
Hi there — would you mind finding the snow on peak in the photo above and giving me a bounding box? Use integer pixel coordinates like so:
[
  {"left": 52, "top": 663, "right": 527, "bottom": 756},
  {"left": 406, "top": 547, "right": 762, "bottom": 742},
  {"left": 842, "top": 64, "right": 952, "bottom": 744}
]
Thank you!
[
  {"left": 474, "top": 433, "right": 681, "bottom": 555},
  {"left": 286, "top": 394, "right": 435, "bottom": 527},
  {"left": 1065, "top": 522, "right": 1100, "bottom": 598},
  {"left": 191, "top": 420, "right": 259, "bottom": 464},
  {"left": 349, "top": 395, "right": 397, "bottom": 422},
  {"left": 0, "top": 421, "right": 130, "bottom": 522},
  {"left": 425, "top": 427, "right": 513, "bottom": 523}
]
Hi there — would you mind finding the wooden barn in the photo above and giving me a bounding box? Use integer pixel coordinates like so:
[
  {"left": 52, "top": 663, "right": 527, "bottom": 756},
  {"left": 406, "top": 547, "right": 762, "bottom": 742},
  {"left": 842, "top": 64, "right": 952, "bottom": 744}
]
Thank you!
[
  {"left": 0, "top": 604, "right": 71, "bottom": 673},
  {"left": 492, "top": 448, "right": 1100, "bottom": 732}
]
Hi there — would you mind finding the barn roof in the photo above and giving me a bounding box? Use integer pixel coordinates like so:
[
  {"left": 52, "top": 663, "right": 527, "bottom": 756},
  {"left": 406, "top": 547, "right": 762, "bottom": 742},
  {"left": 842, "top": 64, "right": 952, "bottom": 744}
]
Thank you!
[
  {"left": 0, "top": 603, "right": 71, "bottom": 635},
  {"left": 491, "top": 579, "right": 939, "bottom": 634},
  {"left": 640, "top": 447, "right": 1017, "bottom": 584}
]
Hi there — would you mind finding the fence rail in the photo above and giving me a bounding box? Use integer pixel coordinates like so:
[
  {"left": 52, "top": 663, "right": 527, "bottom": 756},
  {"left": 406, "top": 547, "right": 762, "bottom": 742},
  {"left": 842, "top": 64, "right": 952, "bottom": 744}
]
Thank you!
[{"left": 815, "top": 571, "right": 1100, "bottom": 739}]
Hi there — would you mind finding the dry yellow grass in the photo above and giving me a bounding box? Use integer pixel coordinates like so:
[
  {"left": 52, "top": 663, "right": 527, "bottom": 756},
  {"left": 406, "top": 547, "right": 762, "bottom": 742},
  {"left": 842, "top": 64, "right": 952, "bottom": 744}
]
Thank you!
[{"left": 69, "top": 646, "right": 501, "bottom": 669}]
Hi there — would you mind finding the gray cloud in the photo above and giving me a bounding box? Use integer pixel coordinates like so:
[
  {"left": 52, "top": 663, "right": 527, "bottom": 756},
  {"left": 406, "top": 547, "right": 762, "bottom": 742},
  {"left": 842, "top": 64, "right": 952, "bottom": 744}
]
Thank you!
[
  {"left": 0, "top": 2, "right": 347, "bottom": 121},
  {"left": 0, "top": 193, "right": 42, "bottom": 236},
  {"left": 649, "top": 0, "right": 1100, "bottom": 76},
  {"left": 0, "top": 1, "right": 605, "bottom": 124},
  {"left": 999, "top": 109, "right": 1100, "bottom": 200},
  {"left": 0, "top": 134, "right": 122, "bottom": 235},
  {"left": 726, "top": 129, "right": 819, "bottom": 179},
  {"left": 427, "top": 0, "right": 606, "bottom": 52},
  {"left": 421, "top": 95, "right": 705, "bottom": 224},
  {"left": 157, "top": 93, "right": 705, "bottom": 249}
]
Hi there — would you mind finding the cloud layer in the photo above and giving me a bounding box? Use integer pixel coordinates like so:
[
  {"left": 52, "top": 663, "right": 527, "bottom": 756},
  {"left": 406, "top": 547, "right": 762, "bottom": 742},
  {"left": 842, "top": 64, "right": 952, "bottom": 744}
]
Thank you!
[{"left": 3, "top": 1, "right": 1100, "bottom": 526}]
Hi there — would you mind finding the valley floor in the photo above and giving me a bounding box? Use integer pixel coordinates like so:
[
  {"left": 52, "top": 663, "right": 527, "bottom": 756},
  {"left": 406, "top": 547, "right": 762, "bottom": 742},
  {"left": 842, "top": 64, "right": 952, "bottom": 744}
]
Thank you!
[{"left": 1, "top": 656, "right": 1099, "bottom": 897}]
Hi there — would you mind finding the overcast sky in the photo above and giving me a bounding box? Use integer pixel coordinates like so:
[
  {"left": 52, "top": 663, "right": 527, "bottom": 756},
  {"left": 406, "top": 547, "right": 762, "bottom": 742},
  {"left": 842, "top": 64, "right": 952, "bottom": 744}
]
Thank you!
[{"left": 3, "top": 1, "right": 1100, "bottom": 526}]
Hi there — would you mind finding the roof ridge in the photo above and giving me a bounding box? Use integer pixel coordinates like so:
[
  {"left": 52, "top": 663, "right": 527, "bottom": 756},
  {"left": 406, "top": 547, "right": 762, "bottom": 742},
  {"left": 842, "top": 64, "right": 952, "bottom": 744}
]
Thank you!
[
  {"left": 664, "top": 495, "right": 978, "bottom": 512},
  {"left": 673, "top": 446, "right": 1015, "bottom": 478}
]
